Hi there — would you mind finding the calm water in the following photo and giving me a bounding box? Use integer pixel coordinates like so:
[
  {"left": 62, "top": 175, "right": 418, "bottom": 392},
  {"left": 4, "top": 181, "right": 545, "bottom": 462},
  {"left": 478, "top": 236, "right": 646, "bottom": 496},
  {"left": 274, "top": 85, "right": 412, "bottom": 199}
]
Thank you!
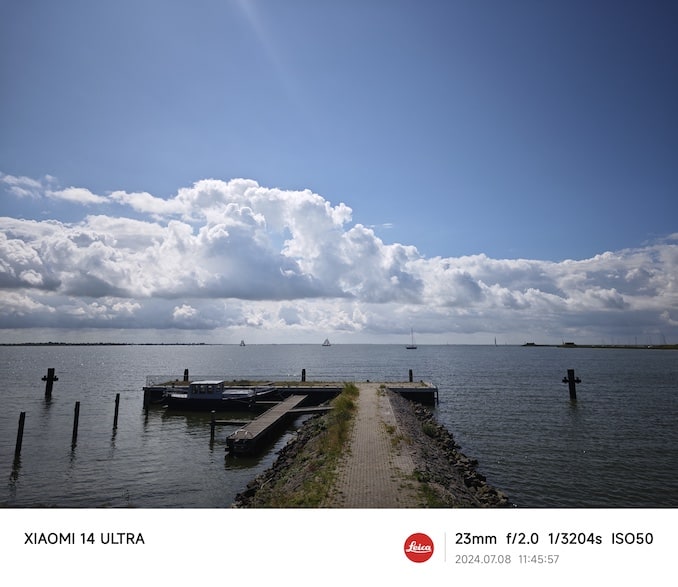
[{"left": 1, "top": 344, "right": 676, "bottom": 507}]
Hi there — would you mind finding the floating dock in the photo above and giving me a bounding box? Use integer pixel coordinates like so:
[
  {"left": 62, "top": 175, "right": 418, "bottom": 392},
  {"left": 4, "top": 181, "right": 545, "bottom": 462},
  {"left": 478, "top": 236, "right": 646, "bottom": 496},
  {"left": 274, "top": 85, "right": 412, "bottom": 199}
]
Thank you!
[
  {"left": 144, "top": 379, "right": 437, "bottom": 407},
  {"left": 226, "top": 395, "right": 308, "bottom": 454},
  {"left": 143, "top": 380, "right": 344, "bottom": 409},
  {"left": 143, "top": 369, "right": 438, "bottom": 411},
  {"left": 385, "top": 382, "right": 438, "bottom": 405}
]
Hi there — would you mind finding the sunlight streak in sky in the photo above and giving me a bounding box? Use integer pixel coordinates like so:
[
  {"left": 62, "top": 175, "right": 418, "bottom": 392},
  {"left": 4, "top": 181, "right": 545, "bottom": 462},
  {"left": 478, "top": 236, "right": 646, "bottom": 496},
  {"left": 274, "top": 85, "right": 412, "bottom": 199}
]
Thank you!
[{"left": 233, "top": 0, "right": 302, "bottom": 109}]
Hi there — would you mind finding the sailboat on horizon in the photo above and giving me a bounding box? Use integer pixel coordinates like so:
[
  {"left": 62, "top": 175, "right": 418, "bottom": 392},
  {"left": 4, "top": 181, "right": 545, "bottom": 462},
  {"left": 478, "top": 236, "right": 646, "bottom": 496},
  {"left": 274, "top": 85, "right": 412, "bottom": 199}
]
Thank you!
[{"left": 406, "top": 328, "right": 417, "bottom": 349}]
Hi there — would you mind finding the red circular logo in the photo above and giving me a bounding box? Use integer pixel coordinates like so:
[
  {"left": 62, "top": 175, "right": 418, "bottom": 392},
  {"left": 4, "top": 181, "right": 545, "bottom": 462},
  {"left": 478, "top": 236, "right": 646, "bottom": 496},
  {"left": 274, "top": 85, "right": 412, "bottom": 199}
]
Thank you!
[{"left": 404, "top": 533, "right": 434, "bottom": 562}]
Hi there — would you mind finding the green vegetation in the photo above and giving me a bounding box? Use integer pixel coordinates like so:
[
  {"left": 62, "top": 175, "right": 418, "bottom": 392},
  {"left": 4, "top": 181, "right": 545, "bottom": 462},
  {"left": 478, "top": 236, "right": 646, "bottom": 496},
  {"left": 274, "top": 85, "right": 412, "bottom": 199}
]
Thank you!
[
  {"left": 412, "top": 472, "right": 449, "bottom": 507},
  {"left": 324, "top": 382, "right": 359, "bottom": 451},
  {"left": 246, "top": 382, "right": 359, "bottom": 507},
  {"left": 383, "top": 421, "right": 408, "bottom": 448},
  {"left": 422, "top": 421, "right": 440, "bottom": 438}
]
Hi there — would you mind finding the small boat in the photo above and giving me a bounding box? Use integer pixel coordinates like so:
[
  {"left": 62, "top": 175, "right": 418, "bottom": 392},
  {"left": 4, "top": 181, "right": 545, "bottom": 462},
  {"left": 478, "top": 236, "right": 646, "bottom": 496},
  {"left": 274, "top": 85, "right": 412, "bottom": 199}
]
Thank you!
[
  {"left": 322, "top": 338, "right": 331, "bottom": 347},
  {"left": 406, "top": 328, "right": 417, "bottom": 349},
  {"left": 162, "top": 380, "right": 276, "bottom": 410}
]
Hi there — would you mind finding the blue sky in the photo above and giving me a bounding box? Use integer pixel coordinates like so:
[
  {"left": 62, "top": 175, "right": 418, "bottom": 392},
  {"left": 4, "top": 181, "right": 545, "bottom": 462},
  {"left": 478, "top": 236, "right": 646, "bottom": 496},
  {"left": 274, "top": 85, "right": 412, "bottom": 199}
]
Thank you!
[{"left": 1, "top": 1, "right": 677, "bottom": 344}]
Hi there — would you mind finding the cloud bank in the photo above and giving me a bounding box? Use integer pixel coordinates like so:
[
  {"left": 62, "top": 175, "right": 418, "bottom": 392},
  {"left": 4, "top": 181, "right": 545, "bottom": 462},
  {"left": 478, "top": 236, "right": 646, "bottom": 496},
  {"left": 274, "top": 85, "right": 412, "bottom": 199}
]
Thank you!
[{"left": 1, "top": 172, "right": 677, "bottom": 343}]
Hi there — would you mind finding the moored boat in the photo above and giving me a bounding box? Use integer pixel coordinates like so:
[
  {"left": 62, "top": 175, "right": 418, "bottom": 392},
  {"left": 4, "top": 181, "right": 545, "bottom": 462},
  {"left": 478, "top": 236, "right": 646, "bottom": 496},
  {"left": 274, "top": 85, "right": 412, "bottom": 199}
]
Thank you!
[
  {"left": 406, "top": 328, "right": 417, "bottom": 349},
  {"left": 162, "top": 379, "right": 276, "bottom": 410}
]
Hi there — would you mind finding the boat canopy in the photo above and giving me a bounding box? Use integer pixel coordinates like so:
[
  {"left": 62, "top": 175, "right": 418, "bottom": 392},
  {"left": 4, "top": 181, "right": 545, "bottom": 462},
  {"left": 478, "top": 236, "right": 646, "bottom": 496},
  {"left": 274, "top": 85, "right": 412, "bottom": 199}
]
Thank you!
[{"left": 188, "top": 380, "right": 226, "bottom": 397}]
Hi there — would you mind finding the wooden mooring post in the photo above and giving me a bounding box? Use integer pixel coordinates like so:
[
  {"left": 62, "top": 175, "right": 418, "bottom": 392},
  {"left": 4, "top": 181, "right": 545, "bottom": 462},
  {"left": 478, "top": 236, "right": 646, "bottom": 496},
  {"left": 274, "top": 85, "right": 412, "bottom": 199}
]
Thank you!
[
  {"left": 562, "top": 369, "right": 581, "bottom": 400},
  {"left": 409, "top": 369, "right": 413, "bottom": 382},
  {"left": 71, "top": 401, "right": 80, "bottom": 447},
  {"left": 14, "top": 411, "right": 26, "bottom": 461},
  {"left": 113, "top": 393, "right": 120, "bottom": 429},
  {"left": 301, "top": 368, "right": 306, "bottom": 382},
  {"left": 183, "top": 369, "right": 189, "bottom": 382},
  {"left": 210, "top": 411, "right": 216, "bottom": 442},
  {"left": 42, "top": 368, "right": 58, "bottom": 398}
]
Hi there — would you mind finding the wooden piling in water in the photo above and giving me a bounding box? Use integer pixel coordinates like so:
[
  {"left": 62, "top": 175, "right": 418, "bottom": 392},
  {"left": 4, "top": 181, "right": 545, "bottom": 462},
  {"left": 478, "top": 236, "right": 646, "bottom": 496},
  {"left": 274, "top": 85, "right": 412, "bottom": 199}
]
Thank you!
[
  {"left": 210, "top": 411, "right": 216, "bottom": 442},
  {"left": 562, "top": 369, "right": 581, "bottom": 400},
  {"left": 42, "top": 368, "right": 58, "bottom": 398},
  {"left": 183, "top": 368, "right": 189, "bottom": 382},
  {"left": 113, "top": 393, "right": 120, "bottom": 429},
  {"left": 71, "top": 401, "right": 80, "bottom": 447},
  {"left": 301, "top": 368, "right": 306, "bottom": 382},
  {"left": 409, "top": 369, "right": 413, "bottom": 382},
  {"left": 14, "top": 411, "right": 26, "bottom": 461}
]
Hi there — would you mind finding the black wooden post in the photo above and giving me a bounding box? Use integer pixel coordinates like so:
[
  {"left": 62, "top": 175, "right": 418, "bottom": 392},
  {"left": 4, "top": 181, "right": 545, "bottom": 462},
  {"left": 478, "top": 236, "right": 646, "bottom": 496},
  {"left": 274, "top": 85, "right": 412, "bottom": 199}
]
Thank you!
[
  {"left": 113, "top": 393, "right": 120, "bottom": 429},
  {"left": 14, "top": 411, "right": 26, "bottom": 461},
  {"left": 42, "top": 368, "right": 58, "bottom": 398},
  {"left": 409, "top": 369, "right": 413, "bottom": 382},
  {"left": 183, "top": 369, "right": 189, "bottom": 382},
  {"left": 71, "top": 401, "right": 80, "bottom": 447},
  {"left": 562, "top": 369, "right": 581, "bottom": 400},
  {"left": 301, "top": 368, "right": 306, "bottom": 382},
  {"left": 210, "top": 411, "right": 216, "bottom": 442}
]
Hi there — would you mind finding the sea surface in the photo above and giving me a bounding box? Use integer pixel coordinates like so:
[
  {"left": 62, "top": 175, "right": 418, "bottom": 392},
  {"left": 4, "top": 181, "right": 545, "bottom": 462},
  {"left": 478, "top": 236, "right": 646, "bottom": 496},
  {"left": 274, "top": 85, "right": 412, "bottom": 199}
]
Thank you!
[{"left": 1, "top": 344, "right": 676, "bottom": 508}]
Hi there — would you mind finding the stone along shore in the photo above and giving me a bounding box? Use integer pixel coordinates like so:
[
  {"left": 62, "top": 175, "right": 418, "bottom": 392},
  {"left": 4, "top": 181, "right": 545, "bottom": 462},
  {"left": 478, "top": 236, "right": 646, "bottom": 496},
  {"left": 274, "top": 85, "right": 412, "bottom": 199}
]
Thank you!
[{"left": 233, "top": 383, "right": 511, "bottom": 508}]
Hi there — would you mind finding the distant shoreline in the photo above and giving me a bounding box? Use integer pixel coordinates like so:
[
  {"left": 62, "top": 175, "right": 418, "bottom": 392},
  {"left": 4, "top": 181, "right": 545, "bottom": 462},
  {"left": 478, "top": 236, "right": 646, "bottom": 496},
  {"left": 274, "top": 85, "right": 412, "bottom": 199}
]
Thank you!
[
  {"left": 1, "top": 341, "right": 676, "bottom": 349},
  {"left": 0, "top": 342, "right": 210, "bottom": 347},
  {"left": 522, "top": 343, "right": 678, "bottom": 350}
]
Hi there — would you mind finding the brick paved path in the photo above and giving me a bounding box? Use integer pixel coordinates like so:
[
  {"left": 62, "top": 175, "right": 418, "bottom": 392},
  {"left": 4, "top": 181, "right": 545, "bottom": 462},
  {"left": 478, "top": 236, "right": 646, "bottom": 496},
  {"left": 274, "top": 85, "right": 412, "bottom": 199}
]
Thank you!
[{"left": 324, "top": 383, "right": 423, "bottom": 507}]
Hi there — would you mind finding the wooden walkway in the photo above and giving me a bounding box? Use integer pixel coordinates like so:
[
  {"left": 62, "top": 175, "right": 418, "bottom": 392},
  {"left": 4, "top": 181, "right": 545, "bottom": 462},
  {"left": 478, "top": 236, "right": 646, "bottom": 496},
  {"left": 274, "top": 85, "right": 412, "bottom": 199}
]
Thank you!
[{"left": 226, "top": 395, "right": 308, "bottom": 454}]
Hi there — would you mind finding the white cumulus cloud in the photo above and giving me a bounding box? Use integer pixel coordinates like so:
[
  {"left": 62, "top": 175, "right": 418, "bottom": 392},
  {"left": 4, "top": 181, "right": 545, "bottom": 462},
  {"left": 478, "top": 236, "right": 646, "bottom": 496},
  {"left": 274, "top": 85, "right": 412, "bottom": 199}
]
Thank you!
[{"left": 1, "top": 173, "right": 677, "bottom": 343}]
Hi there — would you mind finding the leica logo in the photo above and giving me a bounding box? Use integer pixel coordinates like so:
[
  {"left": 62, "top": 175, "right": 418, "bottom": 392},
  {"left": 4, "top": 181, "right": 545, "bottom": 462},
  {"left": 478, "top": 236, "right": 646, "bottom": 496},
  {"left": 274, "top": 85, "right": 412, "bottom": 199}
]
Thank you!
[
  {"left": 405, "top": 541, "right": 432, "bottom": 552},
  {"left": 403, "top": 533, "right": 434, "bottom": 562}
]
